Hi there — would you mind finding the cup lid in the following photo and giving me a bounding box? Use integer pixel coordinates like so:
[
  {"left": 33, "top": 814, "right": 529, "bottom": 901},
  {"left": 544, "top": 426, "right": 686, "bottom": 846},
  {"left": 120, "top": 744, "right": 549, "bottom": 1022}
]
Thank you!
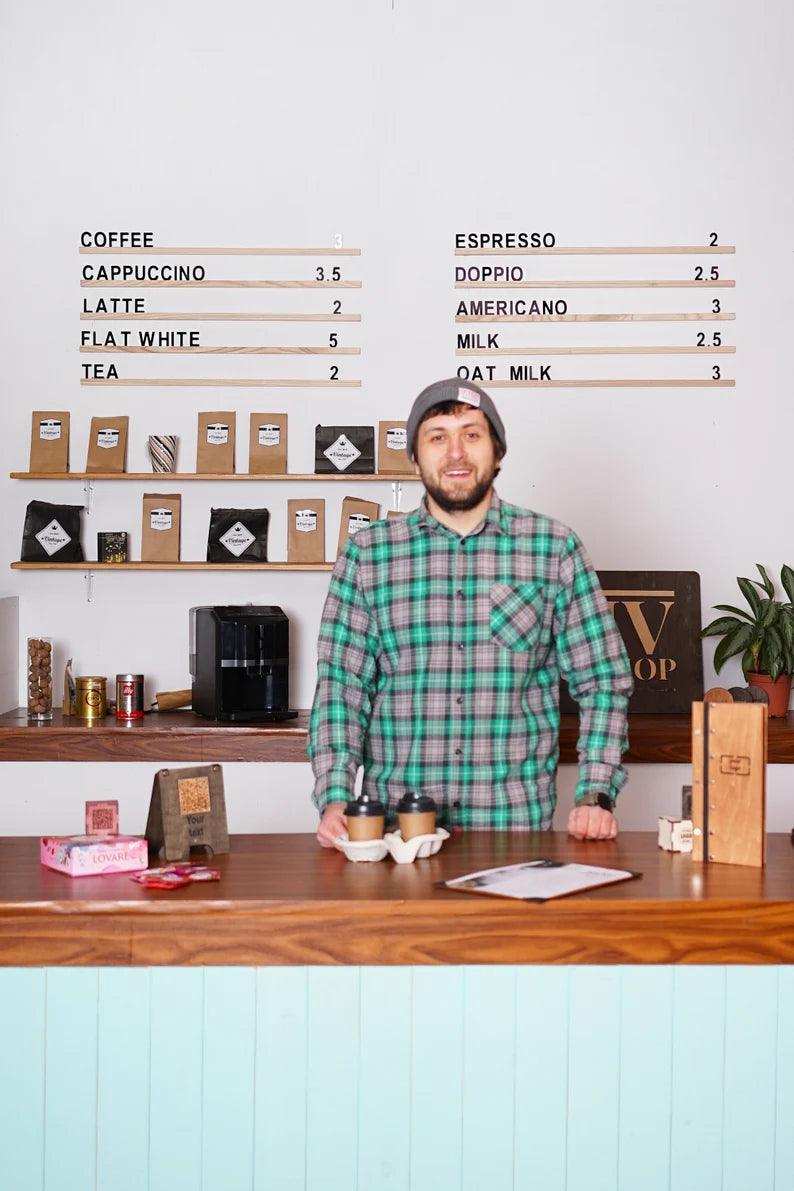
[
  {"left": 396, "top": 792, "right": 438, "bottom": 814},
  {"left": 345, "top": 796, "right": 386, "bottom": 817}
]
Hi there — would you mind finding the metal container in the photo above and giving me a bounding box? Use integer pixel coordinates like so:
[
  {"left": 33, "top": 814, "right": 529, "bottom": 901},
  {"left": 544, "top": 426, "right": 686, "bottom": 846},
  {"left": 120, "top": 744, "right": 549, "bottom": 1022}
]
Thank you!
[
  {"left": 115, "top": 673, "right": 144, "bottom": 721},
  {"left": 75, "top": 675, "right": 107, "bottom": 721}
]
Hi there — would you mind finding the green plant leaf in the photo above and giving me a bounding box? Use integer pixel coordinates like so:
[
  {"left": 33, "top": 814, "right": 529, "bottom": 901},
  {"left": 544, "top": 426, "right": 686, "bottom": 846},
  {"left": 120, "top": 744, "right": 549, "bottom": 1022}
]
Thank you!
[
  {"left": 737, "top": 577, "right": 763, "bottom": 620},
  {"left": 782, "top": 565, "right": 794, "bottom": 604},
  {"left": 755, "top": 563, "right": 775, "bottom": 597},
  {"left": 759, "top": 599, "right": 779, "bottom": 629},
  {"left": 712, "top": 604, "right": 755, "bottom": 622},
  {"left": 713, "top": 623, "right": 755, "bottom": 674},
  {"left": 741, "top": 646, "right": 755, "bottom": 678},
  {"left": 701, "top": 616, "right": 743, "bottom": 638}
]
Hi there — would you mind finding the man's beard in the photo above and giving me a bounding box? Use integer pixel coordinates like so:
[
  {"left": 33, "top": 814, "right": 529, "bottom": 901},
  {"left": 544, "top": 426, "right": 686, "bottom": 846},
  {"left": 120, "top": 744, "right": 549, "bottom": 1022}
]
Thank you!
[{"left": 419, "top": 461, "right": 499, "bottom": 513}]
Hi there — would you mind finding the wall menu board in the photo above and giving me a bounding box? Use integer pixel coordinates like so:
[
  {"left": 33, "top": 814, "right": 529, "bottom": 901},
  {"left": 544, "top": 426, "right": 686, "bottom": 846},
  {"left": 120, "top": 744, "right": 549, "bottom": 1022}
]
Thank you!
[
  {"left": 452, "top": 232, "right": 735, "bottom": 391},
  {"left": 78, "top": 231, "right": 362, "bottom": 391}
]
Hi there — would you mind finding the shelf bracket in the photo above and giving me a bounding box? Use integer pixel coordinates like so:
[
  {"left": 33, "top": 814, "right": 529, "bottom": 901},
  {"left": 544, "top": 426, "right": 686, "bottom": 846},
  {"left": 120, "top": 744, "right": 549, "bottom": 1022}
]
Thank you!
[
  {"left": 391, "top": 481, "right": 403, "bottom": 512},
  {"left": 83, "top": 479, "right": 95, "bottom": 515},
  {"left": 84, "top": 572, "right": 94, "bottom": 604}
]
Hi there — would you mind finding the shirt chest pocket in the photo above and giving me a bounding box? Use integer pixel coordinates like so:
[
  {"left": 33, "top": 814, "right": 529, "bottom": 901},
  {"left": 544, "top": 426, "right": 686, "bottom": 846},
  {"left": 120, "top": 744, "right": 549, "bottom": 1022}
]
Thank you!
[{"left": 489, "top": 581, "right": 546, "bottom": 653}]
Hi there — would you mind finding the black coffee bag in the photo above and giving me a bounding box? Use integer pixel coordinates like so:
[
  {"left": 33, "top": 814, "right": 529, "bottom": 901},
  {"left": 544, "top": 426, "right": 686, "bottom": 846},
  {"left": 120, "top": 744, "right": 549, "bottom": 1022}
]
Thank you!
[
  {"left": 206, "top": 507, "right": 270, "bottom": 563},
  {"left": 314, "top": 425, "right": 375, "bottom": 474},
  {"left": 21, "top": 500, "right": 84, "bottom": 562}
]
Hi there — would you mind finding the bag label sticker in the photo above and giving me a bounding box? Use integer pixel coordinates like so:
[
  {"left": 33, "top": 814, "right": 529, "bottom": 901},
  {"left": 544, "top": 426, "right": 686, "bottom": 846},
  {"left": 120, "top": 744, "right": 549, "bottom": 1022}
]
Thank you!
[
  {"left": 36, "top": 519, "right": 71, "bottom": 556},
  {"left": 323, "top": 433, "right": 361, "bottom": 470},
  {"left": 219, "top": 521, "right": 255, "bottom": 556}
]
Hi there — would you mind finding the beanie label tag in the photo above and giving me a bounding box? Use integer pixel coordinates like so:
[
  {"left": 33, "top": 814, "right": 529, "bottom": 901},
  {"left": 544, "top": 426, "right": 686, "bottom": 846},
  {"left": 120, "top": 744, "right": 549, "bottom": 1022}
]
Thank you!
[{"left": 457, "top": 387, "right": 481, "bottom": 407}]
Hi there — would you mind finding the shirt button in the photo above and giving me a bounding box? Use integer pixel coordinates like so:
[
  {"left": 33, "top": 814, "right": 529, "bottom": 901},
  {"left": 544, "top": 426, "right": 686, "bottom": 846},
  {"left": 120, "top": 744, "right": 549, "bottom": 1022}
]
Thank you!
[
  {"left": 456, "top": 695, "right": 463, "bottom": 705},
  {"left": 457, "top": 642, "right": 464, "bottom": 651},
  {"left": 456, "top": 589, "right": 464, "bottom": 598},
  {"left": 453, "top": 800, "right": 461, "bottom": 808},
  {"left": 454, "top": 748, "right": 462, "bottom": 756}
]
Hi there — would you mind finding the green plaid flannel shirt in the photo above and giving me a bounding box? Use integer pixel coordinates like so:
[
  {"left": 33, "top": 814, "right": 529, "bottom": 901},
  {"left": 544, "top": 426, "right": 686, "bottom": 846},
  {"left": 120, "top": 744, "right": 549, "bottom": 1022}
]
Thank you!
[{"left": 309, "top": 490, "right": 633, "bottom": 829}]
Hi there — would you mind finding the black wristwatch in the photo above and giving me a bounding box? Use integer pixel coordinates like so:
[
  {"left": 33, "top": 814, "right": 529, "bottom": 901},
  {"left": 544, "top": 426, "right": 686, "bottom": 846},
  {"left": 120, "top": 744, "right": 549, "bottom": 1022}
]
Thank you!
[{"left": 579, "top": 791, "right": 614, "bottom": 812}]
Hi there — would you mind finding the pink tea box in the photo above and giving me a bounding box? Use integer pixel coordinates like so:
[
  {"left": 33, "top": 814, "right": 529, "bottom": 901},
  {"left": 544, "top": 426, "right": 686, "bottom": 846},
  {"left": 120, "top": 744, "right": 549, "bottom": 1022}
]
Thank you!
[{"left": 40, "top": 834, "right": 149, "bottom": 877}]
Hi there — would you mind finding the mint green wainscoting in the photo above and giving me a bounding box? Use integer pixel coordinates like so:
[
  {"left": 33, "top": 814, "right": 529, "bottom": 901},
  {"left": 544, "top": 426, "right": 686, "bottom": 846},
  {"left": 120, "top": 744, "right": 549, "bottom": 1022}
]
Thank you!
[{"left": 1, "top": 966, "right": 793, "bottom": 1191}]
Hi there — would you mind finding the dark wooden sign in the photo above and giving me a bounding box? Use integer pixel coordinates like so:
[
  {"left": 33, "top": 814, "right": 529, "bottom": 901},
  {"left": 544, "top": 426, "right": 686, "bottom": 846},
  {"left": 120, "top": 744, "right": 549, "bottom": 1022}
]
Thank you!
[
  {"left": 560, "top": 571, "right": 703, "bottom": 714},
  {"left": 145, "top": 763, "right": 230, "bottom": 861}
]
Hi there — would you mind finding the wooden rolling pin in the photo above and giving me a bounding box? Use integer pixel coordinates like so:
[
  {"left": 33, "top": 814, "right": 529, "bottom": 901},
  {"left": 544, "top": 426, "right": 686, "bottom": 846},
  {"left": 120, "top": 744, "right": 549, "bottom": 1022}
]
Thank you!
[{"left": 153, "top": 688, "right": 192, "bottom": 712}]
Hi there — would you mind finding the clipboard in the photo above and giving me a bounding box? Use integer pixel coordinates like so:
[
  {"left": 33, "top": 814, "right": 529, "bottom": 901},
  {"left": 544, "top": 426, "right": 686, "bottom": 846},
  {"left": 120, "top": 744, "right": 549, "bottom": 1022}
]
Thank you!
[{"left": 436, "top": 858, "right": 642, "bottom": 903}]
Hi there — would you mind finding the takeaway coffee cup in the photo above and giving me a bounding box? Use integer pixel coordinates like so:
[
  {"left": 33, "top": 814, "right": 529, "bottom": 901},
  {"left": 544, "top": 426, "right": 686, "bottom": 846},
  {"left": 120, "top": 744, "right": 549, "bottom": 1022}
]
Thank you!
[
  {"left": 396, "top": 792, "right": 438, "bottom": 840},
  {"left": 345, "top": 796, "right": 386, "bottom": 841}
]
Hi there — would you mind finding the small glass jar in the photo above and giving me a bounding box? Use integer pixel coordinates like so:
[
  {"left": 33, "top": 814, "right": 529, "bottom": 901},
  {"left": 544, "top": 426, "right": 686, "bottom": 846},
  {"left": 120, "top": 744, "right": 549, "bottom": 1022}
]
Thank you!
[{"left": 27, "top": 637, "right": 53, "bottom": 721}]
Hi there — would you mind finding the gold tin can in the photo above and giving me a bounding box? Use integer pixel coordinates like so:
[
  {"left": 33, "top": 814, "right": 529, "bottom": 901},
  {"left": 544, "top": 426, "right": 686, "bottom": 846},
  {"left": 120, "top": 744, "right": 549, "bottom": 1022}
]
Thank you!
[{"left": 75, "top": 675, "right": 107, "bottom": 720}]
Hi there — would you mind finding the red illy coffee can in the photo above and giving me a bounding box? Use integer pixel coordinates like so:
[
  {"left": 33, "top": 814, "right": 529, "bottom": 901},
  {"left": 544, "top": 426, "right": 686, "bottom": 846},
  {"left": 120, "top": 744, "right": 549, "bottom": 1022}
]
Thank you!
[{"left": 116, "top": 673, "right": 144, "bottom": 720}]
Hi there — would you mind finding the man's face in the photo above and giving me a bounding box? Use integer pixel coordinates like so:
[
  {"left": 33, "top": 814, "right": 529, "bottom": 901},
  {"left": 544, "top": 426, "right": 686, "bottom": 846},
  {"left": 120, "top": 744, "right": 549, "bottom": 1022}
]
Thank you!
[{"left": 413, "top": 409, "right": 500, "bottom": 512}]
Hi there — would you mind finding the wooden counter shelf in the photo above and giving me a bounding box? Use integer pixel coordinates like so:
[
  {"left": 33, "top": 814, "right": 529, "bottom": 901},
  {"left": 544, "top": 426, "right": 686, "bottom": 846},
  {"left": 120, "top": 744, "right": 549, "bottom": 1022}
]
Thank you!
[
  {"left": 2, "top": 831, "right": 794, "bottom": 967},
  {"left": 11, "top": 561, "right": 335, "bottom": 572},
  {"left": 2, "top": 707, "right": 794, "bottom": 764},
  {"left": 10, "top": 471, "right": 420, "bottom": 481}
]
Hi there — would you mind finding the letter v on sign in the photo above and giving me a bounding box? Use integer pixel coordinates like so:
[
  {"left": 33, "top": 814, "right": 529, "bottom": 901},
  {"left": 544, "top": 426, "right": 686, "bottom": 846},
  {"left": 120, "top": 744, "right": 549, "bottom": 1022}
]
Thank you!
[{"left": 606, "top": 597, "right": 675, "bottom": 656}]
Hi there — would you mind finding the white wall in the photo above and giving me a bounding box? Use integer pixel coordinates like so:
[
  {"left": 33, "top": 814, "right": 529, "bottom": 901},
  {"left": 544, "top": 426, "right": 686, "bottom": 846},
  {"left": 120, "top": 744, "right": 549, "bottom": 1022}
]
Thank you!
[{"left": 1, "top": 0, "right": 792, "bottom": 835}]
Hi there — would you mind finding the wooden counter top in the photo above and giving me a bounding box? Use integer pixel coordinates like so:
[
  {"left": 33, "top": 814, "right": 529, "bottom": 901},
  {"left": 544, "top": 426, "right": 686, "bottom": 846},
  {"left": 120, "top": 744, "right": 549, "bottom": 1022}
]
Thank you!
[
  {"left": 2, "top": 831, "right": 794, "bottom": 967},
  {"left": 3, "top": 707, "right": 794, "bottom": 763}
]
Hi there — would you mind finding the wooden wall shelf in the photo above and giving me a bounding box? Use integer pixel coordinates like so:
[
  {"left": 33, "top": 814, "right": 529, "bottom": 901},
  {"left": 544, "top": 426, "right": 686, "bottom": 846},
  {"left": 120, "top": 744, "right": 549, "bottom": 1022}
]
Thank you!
[
  {"left": 1, "top": 831, "right": 792, "bottom": 967},
  {"left": 1, "top": 708, "right": 792, "bottom": 765},
  {"left": 10, "top": 472, "right": 419, "bottom": 483},
  {"left": 11, "top": 562, "right": 335, "bottom": 573}
]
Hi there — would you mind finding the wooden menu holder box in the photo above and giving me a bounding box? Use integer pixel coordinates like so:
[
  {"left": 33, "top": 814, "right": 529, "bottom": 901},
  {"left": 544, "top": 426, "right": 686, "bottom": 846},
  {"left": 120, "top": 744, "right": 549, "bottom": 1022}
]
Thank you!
[
  {"left": 691, "top": 701, "right": 768, "bottom": 867},
  {"left": 146, "top": 764, "right": 230, "bottom": 862}
]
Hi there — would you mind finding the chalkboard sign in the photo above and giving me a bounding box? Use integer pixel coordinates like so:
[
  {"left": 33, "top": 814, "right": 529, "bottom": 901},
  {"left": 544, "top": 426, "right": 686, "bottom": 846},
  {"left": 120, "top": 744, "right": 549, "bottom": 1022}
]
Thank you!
[{"left": 560, "top": 571, "right": 703, "bottom": 714}]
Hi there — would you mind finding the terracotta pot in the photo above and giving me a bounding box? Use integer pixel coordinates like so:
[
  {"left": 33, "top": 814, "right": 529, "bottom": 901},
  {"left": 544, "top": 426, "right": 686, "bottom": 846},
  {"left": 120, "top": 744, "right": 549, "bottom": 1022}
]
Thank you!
[{"left": 746, "top": 671, "right": 792, "bottom": 717}]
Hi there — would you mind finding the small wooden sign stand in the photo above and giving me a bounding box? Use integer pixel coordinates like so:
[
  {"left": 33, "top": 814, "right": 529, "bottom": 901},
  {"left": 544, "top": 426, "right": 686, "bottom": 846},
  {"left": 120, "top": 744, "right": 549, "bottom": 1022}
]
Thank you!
[
  {"left": 691, "top": 701, "right": 768, "bottom": 867},
  {"left": 145, "top": 764, "right": 230, "bottom": 862}
]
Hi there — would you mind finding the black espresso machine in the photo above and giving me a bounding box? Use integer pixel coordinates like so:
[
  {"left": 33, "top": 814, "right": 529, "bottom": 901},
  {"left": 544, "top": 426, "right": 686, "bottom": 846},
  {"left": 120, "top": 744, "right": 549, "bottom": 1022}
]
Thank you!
[{"left": 189, "top": 605, "right": 298, "bottom": 722}]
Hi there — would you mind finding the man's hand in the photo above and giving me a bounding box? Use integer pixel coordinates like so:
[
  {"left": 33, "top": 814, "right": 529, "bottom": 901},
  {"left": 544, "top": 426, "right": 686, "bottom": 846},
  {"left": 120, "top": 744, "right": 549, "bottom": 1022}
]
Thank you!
[
  {"left": 316, "top": 801, "right": 349, "bottom": 848},
  {"left": 567, "top": 804, "right": 618, "bottom": 841}
]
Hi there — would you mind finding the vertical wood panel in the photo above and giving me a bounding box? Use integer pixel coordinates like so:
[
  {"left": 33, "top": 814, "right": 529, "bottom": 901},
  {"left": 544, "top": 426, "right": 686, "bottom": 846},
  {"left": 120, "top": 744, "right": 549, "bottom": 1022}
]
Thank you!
[
  {"left": 0, "top": 969, "right": 45, "bottom": 1191},
  {"left": 566, "top": 967, "right": 621, "bottom": 1191},
  {"left": 514, "top": 966, "right": 569, "bottom": 1191},
  {"left": 202, "top": 968, "right": 256, "bottom": 1190},
  {"left": 723, "top": 967, "right": 778, "bottom": 1191},
  {"left": 618, "top": 966, "right": 673, "bottom": 1190},
  {"left": 357, "top": 967, "right": 411, "bottom": 1190},
  {"left": 44, "top": 968, "right": 99, "bottom": 1191},
  {"left": 410, "top": 966, "right": 464, "bottom": 1191},
  {"left": 670, "top": 966, "right": 726, "bottom": 1190},
  {"left": 775, "top": 966, "right": 794, "bottom": 1189},
  {"left": 305, "top": 967, "right": 360, "bottom": 1191},
  {"left": 254, "top": 966, "right": 309, "bottom": 1191},
  {"left": 461, "top": 965, "right": 517, "bottom": 1191},
  {"left": 149, "top": 968, "right": 204, "bottom": 1191},
  {"left": 4, "top": 963, "right": 794, "bottom": 1191},
  {"left": 97, "top": 969, "right": 151, "bottom": 1191}
]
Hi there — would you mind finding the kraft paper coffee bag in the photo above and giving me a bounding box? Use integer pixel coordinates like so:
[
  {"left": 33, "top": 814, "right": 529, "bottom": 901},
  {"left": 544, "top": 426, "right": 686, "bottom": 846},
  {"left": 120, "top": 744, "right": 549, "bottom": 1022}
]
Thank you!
[
  {"left": 86, "top": 416, "right": 129, "bottom": 473},
  {"left": 29, "top": 411, "right": 70, "bottom": 473},
  {"left": 141, "top": 493, "right": 181, "bottom": 562},
  {"left": 377, "top": 420, "right": 413, "bottom": 475},
  {"left": 249, "top": 412, "right": 287, "bottom": 474},
  {"left": 197, "top": 411, "right": 236, "bottom": 474},
  {"left": 287, "top": 499, "right": 325, "bottom": 563},
  {"left": 337, "top": 497, "right": 380, "bottom": 557}
]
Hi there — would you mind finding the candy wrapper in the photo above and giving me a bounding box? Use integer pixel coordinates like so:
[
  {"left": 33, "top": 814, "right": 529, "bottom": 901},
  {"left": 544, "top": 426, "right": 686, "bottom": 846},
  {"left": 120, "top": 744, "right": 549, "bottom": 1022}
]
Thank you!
[{"left": 131, "top": 863, "right": 220, "bottom": 890}]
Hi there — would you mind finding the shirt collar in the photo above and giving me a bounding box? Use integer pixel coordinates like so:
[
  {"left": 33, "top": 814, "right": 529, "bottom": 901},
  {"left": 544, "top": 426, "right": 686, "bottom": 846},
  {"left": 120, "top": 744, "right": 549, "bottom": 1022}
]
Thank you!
[{"left": 412, "top": 488, "right": 508, "bottom": 539}]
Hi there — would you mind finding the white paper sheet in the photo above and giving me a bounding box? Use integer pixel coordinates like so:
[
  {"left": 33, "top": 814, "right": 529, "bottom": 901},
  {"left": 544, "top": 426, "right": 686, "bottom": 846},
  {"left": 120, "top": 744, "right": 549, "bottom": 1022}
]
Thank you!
[{"left": 443, "top": 859, "right": 638, "bottom": 901}]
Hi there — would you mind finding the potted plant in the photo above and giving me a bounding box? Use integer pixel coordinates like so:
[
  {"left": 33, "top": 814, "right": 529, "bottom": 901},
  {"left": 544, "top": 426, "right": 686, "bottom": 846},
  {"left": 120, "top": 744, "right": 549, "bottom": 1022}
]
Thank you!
[{"left": 701, "top": 563, "right": 794, "bottom": 717}]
